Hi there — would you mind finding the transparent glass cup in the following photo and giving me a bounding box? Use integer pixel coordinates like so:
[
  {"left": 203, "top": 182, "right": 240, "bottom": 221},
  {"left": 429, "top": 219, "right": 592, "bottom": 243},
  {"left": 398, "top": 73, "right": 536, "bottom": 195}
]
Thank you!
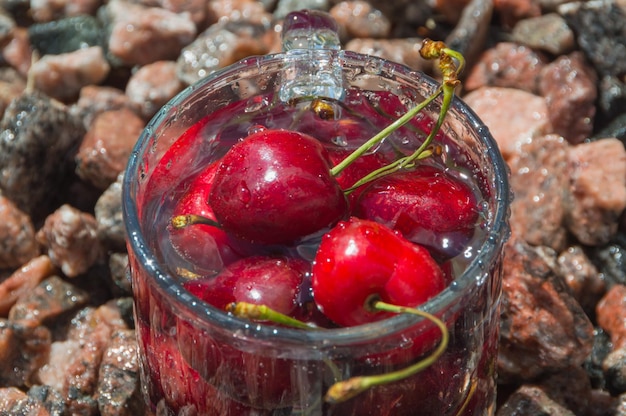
[{"left": 123, "top": 11, "right": 510, "bottom": 416}]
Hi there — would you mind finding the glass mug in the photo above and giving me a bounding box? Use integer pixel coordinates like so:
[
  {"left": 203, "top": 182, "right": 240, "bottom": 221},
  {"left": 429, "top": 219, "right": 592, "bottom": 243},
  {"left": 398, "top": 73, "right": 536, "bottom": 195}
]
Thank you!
[{"left": 123, "top": 10, "right": 510, "bottom": 416}]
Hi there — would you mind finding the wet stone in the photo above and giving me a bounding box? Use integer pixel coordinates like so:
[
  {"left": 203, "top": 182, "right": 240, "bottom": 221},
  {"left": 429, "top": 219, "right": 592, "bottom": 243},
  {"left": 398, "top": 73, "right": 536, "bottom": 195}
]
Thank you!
[
  {"left": 597, "top": 76, "right": 626, "bottom": 125},
  {"left": 555, "top": 245, "right": 605, "bottom": 316},
  {"left": 538, "top": 51, "right": 597, "bottom": 144},
  {"left": 597, "top": 284, "right": 626, "bottom": 350},
  {"left": 29, "top": 0, "right": 102, "bottom": 23},
  {"left": 30, "top": 46, "right": 111, "bottom": 102},
  {"left": 444, "top": 0, "right": 494, "bottom": 69},
  {"left": 511, "top": 13, "right": 575, "bottom": 55},
  {"left": 95, "top": 173, "right": 126, "bottom": 252},
  {"left": 125, "top": 60, "right": 184, "bottom": 120},
  {"left": 0, "top": 319, "right": 51, "bottom": 388},
  {"left": 498, "top": 238, "right": 594, "bottom": 382},
  {"left": 464, "top": 42, "right": 549, "bottom": 93},
  {"left": 0, "top": 256, "right": 55, "bottom": 317},
  {"left": 163, "top": 0, "right": 208, "bottom": 27},
  {"left": 0, "top": 195, "right": 40, "bottom": 269},
  {"left": 70, "top": 85, "right": 133, "bottom": 130},
  {"left": 589, "top": 234, "right": 626, "bottom": 289},
  {"left": 75, "top": 108, "right": 144, "bottom": 190},
  {"left": 602, "top": 347, "right": 626, "bottom": 395},
  {"left": 95, "top": 329, "right": 143, "bottom": 415},
  {"left": 329, "top": 1, "right": 391, "bottom": 41},
  {"left": 103, "top": 0, "right": 197, "bottom": 67},
  {"left": 8, "top": 275, "right": 90, "bottom": 326},
  {"left": 534, "top": 365, "right": 593, "bottom": 414},
  {"left": 507, "top": 134, "right": 570, "bottom": 251},
  {"left": 344, "top": 37, "right": 429, "bottom": 72},
  {"left": 27, "top": 15, "right": 104, "bottom": 56},
  {"left": 558, "top": 0, "right": 626, "bottom": 78},
  {"left": 566, "top": 139, "right": 626, "bottom": 246},
  {"left": 1, "top": 26, "right": 30, "bottom": 77},
  {"left": 27, "top": 385, "right": 66, "bottom": 415},
  {"left": 496, "top": 385, "right": 575, "bottom": 416},
  {"left": 36, "top": 204, "right": 104, "bottom": 278},
  {"left": 462, "top": 86, "right": 552, "bottom": 160},
  {"left": 0, "top": 386, "right": 52, "bottom": 415},
  {"left": 0, "top": 92, "right": 86, "bottom": 222},
  {"left": 176, "top": 19, "right": 277, "bottom": 85},
  {"left": 207, "top": 0, "right": 272, "bottom": 27},
  {"left": 583, "top": 328, "right": 613, "bottom": 390},
  {"left": 108, "top": 252, "right": 131, "bottom": 296}
]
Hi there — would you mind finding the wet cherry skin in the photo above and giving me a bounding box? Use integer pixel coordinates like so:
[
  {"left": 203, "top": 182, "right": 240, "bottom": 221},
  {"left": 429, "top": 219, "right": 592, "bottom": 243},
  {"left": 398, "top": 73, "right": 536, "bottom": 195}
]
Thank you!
[
  {"left": 209, "top": 129, "right": 349, "bottom": 245},
  {"left": 311, "top": 217, "right": 446, "bottom": 327}
]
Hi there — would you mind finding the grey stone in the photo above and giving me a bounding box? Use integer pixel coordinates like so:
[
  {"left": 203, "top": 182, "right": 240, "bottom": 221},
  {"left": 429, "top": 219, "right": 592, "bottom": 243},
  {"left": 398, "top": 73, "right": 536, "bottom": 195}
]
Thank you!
[
  {"left": 559, "top": 0, "right": 626, "bottom": 77},
  {"left": 27, "top": 15, "right": 104, "bottom": 56}
]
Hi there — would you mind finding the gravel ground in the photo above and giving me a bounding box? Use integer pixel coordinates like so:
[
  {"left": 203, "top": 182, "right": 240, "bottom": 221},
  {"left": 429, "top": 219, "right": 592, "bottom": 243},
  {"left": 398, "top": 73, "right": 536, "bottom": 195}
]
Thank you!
[{"left": 1, "top": 0, "right": 626, "bottom": 415}]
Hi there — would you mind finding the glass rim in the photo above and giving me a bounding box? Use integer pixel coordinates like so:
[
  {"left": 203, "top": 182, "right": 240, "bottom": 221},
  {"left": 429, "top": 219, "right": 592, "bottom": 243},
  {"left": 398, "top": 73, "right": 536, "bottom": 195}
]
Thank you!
[{"left": 122, "top": 50, "right": 511, "bottom": 347}]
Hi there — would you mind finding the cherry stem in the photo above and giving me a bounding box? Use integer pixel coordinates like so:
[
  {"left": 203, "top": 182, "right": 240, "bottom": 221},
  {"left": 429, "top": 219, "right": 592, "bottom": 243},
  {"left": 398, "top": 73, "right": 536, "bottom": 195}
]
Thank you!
[
  {"left": 324, "top": 300, "right": 449, "bottom": 404},
  {"left": 330, "top": 39, "right": 464, "bottom": 193},
  {"left": 170, "top": 214, "right": 221, "bottom": 230},
  {"left": 226, "top": 301, "right": 318, "bottom": 330}
]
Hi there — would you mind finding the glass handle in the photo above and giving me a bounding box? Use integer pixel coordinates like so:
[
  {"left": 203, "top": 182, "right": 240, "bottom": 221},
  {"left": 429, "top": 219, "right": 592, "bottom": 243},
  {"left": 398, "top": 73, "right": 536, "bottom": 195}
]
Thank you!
[
  {"left": 279, "top": 10, "right": 344, "bottom": 102},
  {"left": 281, "top": 9, "right": 341, "bottom": 51}
]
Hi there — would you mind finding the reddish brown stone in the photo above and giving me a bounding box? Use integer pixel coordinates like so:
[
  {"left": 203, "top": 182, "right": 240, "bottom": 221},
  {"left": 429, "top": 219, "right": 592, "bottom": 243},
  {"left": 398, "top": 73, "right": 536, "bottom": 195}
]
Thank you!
[
  {"left": 75, "top": 108, "right": 145, "bottom": 190},
  {"left": 498, "top": 238, "right": 594, "bottom": 382},
  {"left": 539, "top": 52, "right": 598, "bottom": 144}
]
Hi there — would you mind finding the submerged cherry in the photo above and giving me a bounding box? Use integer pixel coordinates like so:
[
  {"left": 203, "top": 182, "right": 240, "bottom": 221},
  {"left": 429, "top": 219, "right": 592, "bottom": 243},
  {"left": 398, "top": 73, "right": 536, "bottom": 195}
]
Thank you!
[
  {"left": 209, "top": 128, "right": 348, "bottom": 245},
  {"left": 354, "top": 165, "right": 479, "bottom": 259},
  {"left": 168, "top": 160, "right": 242, "bottom": 275},
  {"left": 311, "top": 217, "right": 446, "bottom": 327},
  {"left": 184, "top": 255, "right": 308, "bottom": 316}
]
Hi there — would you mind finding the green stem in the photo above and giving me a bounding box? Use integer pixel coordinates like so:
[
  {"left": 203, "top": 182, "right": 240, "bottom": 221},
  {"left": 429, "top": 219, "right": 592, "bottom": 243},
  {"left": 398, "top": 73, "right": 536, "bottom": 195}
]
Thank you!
[
  {"left": 324, "top": 300, "right": 449, "bottom": 404},
  {"left": 170, "top": 214, "right": 221, "bottom": 230},
  {"left": 329, "top": 89, "right": 441, "bottom": 178},
  {"left": 331, "top": 40, "right": 465, "bottom": 193},
  {"left": 226, "top": 302, "right": 318, "bottom": 330},
  {"left": 343, "top": 80, "right": 455, "bottom": 194}
]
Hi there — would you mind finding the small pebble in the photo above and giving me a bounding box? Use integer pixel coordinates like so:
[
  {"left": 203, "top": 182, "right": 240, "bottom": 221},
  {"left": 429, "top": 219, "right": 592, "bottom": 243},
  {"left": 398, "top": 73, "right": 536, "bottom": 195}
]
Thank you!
[
  {"left": 30, "top": 46, "right": 111, "bottom": 102},
  {"left": 27, "top": 15, "right": 104, "bottom": 55},
  {"left": 329, "top": 1, "right": 391, "bottom": 41},
  {"left": 566, "top": 138, "right": 626, "bottom": 245},
  {"left": 511, "top": 13, "right": 575, "bottom": 55},
  {"left": 538, "top": 51, "right": 598, "bottom": 144},
  {"left": 125, "top": 60, "right": 184, "bottom": 120},
  {"left": 105, "top": 0, "right": 197, "bottom": 67},
  {"left": 344, "top": 37, "right": 428, "bottom": 71},
  {"left": 462, "top": 86, "right": 552, "bottom": 160},
  {"left": 464, "top": 42, "right": 548, "bottom": 93},
  {"left": 36, "top": 204, "right": 104, "bottom": 278},
  {"left": 75, "top": 108, "right": 144, "bottom": 190}
]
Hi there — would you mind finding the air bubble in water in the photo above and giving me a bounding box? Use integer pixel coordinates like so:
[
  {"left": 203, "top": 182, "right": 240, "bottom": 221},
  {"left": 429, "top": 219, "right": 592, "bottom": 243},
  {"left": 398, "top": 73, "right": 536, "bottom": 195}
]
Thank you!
[
  {"left": 245, "top": 96, "right": 270, "bottom": 113},
  {"left": 331, "top": 136, "right": 348, "bottom": 147},
  {"left": 364, "top": 58, "right": 382, "bottom": 74},
  {"left": 247, "top": 124, "right": 267, "bottom": 135}
]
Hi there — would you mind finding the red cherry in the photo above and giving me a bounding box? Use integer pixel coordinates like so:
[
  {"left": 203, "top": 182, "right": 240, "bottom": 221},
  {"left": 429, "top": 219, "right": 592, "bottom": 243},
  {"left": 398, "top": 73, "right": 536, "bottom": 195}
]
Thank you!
[
  {"left": 183, "top": 255, "right": 308, "bottom": 316},
  {"left": 311, "top": 217, "right": 445, "bottom": 327},
  {"left": 354, "top": 165, "right": 479, "bottom": 259},
  {"left": 137, "top": 325, "right": 266, "bottom": 415},
  {"left": 209, "top": 129, "right": 348, "bottom": 245},
  {"left": 167, "top": 160, "right": 242, "bottom": 275},
  {"left": 180, "top": 255, "right": 318, "bottom": 409}
]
